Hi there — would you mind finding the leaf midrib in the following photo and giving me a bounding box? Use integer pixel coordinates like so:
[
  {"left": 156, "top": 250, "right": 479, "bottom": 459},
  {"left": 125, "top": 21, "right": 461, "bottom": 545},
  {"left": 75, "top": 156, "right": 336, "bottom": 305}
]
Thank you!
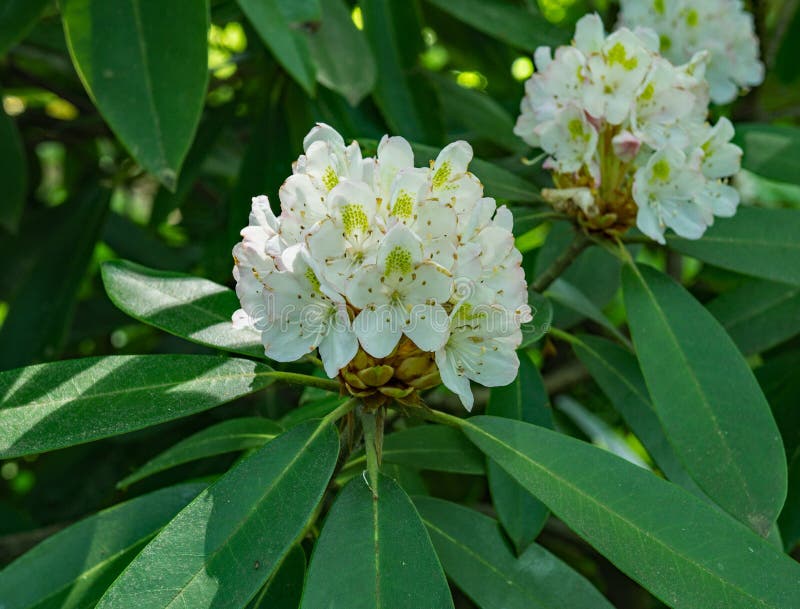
[
  {"left": 1, "top": 366, "right": 273, "bottom": 412},
  {"left": 129, "top": 0, "right": 168, "bottom": 171},
  {"left": 467, "top": 421, "right": 775, "bottom": 609},
  {"left": 422, "top": 518, "right": 549, "bottom": 607},
  {"left": 109, "top": 423, "right": 331, "bottom": 609},
  {"left": 628, "top": 266, "right": 755, "bottom": 514}
]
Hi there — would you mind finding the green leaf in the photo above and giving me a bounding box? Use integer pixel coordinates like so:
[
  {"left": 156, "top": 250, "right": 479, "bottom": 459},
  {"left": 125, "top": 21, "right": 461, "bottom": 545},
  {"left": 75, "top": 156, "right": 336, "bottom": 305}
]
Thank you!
[
  {"left": 487, "top": 354, "right": 551, "bottom": 552},
  {"left": 0, "top": 482, "right": 206, "bottom": 609},
  {"left": 118, "top": 417, "right": 283, "bottom": 489},
  {"left": 432, "top": 74, "right": 523, "bottom": 152},
  {"left": 97, "top": 420, "right": 339, "bottom": 609},
  {"left": 623, "top": 263, "right": 786, "bottom": 534},
  {"left": 756, "top": 352, "right": 800, "bottom": 550},
  {"left": 734, "top": 123, "right": 800, "bottom": 185},
  {"left": 0, "top": 189, "right": 109, "bottom": 370},
  {"left": 0, "top": 355, "right": 276, "bottom": 458},
  {"left": 667, "top": 208, "right": 800, "bottom": 285},
  {"left": 463, "top": 415, "right": 800, "bottom": 609},
  {"left": 61, "top": 0, "right": 209, "bottom": 187},
  {"left": 0, "top": 0, "right": 51, "bottom": 55},
  {"left": 361, "top": 0, "right": 444, "bottom": 144},
  {"left": 571, "top": 334, "right": 703, "bottom": 496},
  {"left": 101, "top": 259, "right": 263, "bottom": 357},
  {"left": 416, "top": 496, "right": 614, "bottom": 609},
  {"left": 306, "top": 0, "right": 376, "bottom": 105},
  {"left": 249, "top": 546, "right": 306, "bottom": 609},
  {"left": 707, "top": 279, "right": 800, "bottom": 355},
  {"left": 424, "top": 0, "right": 564, "bottom": 51},
  {"left": 150, "top": 108, "right": 233, "bottom": 226},
  {"left": 546, "top": 279, "right": 630, "bottom": 346},
  {"left": 519, "top": 291, "right": 553, "bottom": 349},
  {"left": 238, "top": 0, "right": 317, "bottom": 95},
  {"left": 535, "top": 222, "right": 621, "bottom": 326},
  {"left": 0, "top": 92, "right": 27, "bottom": 232},
  {"left": 301, "top": 474, "right": 453, "bottom": 609},
  {"left": 276, "top": 0, "right": 321, "bottom": 23},
  {"left": 346, "top": 424, "right": 486, "bottom": 475}
]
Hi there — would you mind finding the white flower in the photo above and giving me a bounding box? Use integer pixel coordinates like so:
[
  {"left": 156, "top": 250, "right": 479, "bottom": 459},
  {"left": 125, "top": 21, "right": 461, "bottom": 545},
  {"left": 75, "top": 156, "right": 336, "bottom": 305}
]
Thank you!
[
  {"left": 514, "top": 13, "right": 742, "bottom": 242},
  {"left": 619, "top": 0, "right": 764, "bottom": 104},
  {"left": 232, "top": 123, "right": 530, "bottom": 409}
]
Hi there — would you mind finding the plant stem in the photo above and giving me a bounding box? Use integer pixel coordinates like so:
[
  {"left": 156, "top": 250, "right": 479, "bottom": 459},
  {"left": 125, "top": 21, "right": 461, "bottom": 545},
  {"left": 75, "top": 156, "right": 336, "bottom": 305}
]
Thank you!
[
  {"left": 320, "top": 397, "right": 358, "bottom": 427},
  {"left": 268, "top": 370, "right": 341, "bottom": 393},
  {"left": 411, "top": 406, "right": 467, "bottom": 429},
  {"left": 531, "top": 230, "right": 591, "bottom": 293},
  {"left": 359, "top": 407, "right": 382, "bottom": 496}
]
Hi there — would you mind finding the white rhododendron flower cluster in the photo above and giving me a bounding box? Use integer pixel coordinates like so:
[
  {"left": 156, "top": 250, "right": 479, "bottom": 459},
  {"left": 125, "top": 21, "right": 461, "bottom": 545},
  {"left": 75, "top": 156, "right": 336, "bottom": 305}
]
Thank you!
[
  {"left": 514, "top": 13, "right": 742, "bottom": 244},
  {"left": 232, "top": 124, "right": 531, "bottom": 410},
  {"left": 619, "top": 0, "right": 764, "bottom": 105}
]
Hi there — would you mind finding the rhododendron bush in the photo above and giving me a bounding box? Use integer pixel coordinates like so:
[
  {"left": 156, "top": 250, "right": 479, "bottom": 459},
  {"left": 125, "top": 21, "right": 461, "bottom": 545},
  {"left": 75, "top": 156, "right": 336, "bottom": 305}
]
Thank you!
[{"left": 1, "top": 2, "right": 799, "bottom": 609}]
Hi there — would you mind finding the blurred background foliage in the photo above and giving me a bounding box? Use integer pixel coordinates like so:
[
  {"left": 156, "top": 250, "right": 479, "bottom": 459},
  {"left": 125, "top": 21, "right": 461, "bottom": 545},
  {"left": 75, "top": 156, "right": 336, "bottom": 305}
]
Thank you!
[{"left": 1, "top": 0, "right": 799, "bottom": 605}]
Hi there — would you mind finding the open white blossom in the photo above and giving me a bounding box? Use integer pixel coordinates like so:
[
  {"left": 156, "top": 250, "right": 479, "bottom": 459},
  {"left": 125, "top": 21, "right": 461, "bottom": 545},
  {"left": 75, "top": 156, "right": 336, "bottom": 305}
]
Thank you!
[
  {"left": 619, "top": 0, "right": 764, "bottom": 105},
  {"left": 514, "top": 13, "right": 742, "bottom": 244},
  {"left": 232, "top": 124, "right": 531, "bottom": 409}
]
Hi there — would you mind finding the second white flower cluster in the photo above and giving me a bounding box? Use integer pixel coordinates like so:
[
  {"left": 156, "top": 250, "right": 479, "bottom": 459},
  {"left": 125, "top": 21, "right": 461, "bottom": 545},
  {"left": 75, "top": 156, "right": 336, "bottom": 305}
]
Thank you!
[
  {"left": 232, "top": 124, "right": 531, "bottom": 409},
  {"left": 515, "top": 14, "right": 743, "bottom": 243}
]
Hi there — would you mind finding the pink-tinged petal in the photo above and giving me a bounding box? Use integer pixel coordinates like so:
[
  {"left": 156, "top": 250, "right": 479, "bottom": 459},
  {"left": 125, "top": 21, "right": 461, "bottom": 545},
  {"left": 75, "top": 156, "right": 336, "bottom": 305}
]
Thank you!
[
  {"left": 353, "top": 304, "right": 404, "bottom": 358},
  {"left": 404, "top": 304, "right": 450, "bottom": 352}
]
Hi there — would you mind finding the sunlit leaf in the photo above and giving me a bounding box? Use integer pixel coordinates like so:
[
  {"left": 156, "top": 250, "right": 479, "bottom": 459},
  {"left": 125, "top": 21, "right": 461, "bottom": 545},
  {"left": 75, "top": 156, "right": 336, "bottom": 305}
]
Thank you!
[
  {"left": 97, "top": 420, "right": 339, "bottom": 609},
  {"left": 0, "top": 355, "right": 276, "bottom": 458}
]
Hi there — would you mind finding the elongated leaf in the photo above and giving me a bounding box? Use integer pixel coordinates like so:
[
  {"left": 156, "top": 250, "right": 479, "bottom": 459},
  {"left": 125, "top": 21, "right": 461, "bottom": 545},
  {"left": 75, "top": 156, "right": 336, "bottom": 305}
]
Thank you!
[
  {"left": 62, "top": 0, "right": 209, "bottom": 187},
  {"left": 432, "top": 74, "right": 523, "bottom": 152},
  {"left": 546, "top": 279, "right": 629, "bottom": 346},
  {"left": 306, "top": 0, "right": 376, "bottom": 105},
  {"left": 101, "top": 260, "right": 263, "bottom": 357},
  {"left": 347, "top": 424, "right": 485, "bottom": 475},
  {"left": 464, "top": 416, "right": 800, "bottom": 609},
  {"left": 0, "top": 0, "right": 51, "bottom": 55},
  {"left": 0, "top": 355, "right": 276, "bottom": 458},
  {"left": 571, "top": 334, "right": 703, "bottom": 496},
  {"left": 667, "top": 207, "right": 800, "bottom": 286},
  {"left": 361, "top": 0, "right": 444, "bottom": 144},
  {"left": 756, "top": 352, "right": 800, "bottom": 550},
  {"left": 535, "top": 222, "right": 621, "bottom": 326},
  {"left": 249, "top": 546, "right": 306, "bottom": 609},
  {"left": 0, "top": 92, "right": 26, "bottom": 232},
  {"left": 97, "top": 420, "right": 339, "bottom": 609},
  {"left": 623, "top": 263, "right": 786, "bottom": 534},
  {"left": 0, "top": 483, "right": 206, "bottom": 609},
  {"left": 118, "top": 417, "right": 283, "bottom": 488},
  {"left": 416, "top": 496, "right": 614, "bottom": 609},
  {"left": 0, "top": 189, "right": 108, "bottom": 370},
  {"left": 487, "top": 354, "right": 551, "bottom": 552},
  {"left": 301, "top": 474, "right": 453, "bottom": 609},
  {"left": 707, "top": 279, "right": 800, "bottom": 355},
  {"left": 238, "top": 0, "right": 316, "bottom": 95},
  {"left": 734, "top": 123, "right": 800, "bottom": 185},
  {"left": 424, "top": 0, "right": 564, "bottom": 50}
]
